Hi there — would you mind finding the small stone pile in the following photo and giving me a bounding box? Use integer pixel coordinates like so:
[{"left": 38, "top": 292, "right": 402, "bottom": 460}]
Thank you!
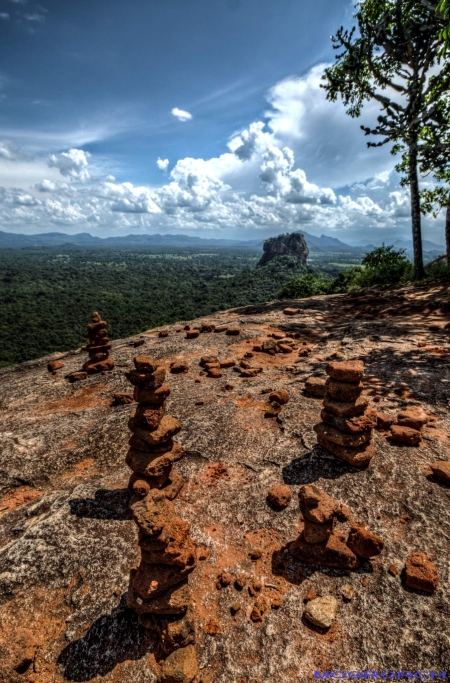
[
  {"left": 198, "top": 354, "right": 237, "bottom": 379},
  {"left": 254, "top": 335, "right": 298, "bottom": 356},
  {"left": 264, "top": 389, "right": 289, "bottom": 418},
  {"left": 124, "top": 356, "right": 198, "bottom": 680},
  {"left": 313, "top": 360, "right": 376, "bottom": 467},
  {"left": 289, "top": 484, "right": 384, "bottom": 569},
  {"left": 390, "top": 405, "right": 429, "bottom": 445},
  {"left": 83, "top": 311, "right": 114, "bottom": 374}
]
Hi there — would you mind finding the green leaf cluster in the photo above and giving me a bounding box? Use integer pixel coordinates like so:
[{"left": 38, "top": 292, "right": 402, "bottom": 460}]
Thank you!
[{"left": 278, "top": 244, "right": 413, "bottom": 298}]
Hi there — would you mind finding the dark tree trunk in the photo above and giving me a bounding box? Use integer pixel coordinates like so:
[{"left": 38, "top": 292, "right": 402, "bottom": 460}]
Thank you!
[
  {"left": 446, "top": 191, "right": 450, "bottom": 267},
  {"left": 409, "top": 142, "right": 425, "bottom": 279}
]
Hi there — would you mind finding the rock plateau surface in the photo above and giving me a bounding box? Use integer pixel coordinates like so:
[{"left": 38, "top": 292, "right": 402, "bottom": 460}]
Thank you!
[{"left": 0, "top": 282, "right": 450, "bottom": 681}]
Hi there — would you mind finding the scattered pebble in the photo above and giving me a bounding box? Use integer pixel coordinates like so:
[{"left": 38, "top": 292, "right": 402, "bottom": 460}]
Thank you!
[
  {"left": 267, "top": 485, "right": 292, "bottom": 510},
  {"left": 304, "top": 596, "right": 337, "bottom": 629},
  {"left": 341, "top": 584, "right": 355, "bottom": 601}
]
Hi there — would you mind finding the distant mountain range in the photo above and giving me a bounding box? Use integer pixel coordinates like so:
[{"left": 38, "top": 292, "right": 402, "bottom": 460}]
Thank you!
[
  {"left": 0, "top": 229, "right": 445, "bottom": 254},
  {"left": 354, "top": 237, "right": 445, "bottom": 252}
]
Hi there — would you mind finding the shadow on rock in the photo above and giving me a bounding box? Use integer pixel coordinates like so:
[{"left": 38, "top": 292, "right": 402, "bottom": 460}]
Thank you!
[
  {"left": 69, "top": 488, "right": 131, "bottom": 520},
  {"left": 282, "top": 446, "right": 359, "bottom": 485},
  {"left": 426, "top": 474, "right": 450, "bottom": 489},
  {"left": 58, "top": 595, "right": 157, "bottom": 681},
  {"left": 271, "top": 544, "right": 372, "bottom": 586}
]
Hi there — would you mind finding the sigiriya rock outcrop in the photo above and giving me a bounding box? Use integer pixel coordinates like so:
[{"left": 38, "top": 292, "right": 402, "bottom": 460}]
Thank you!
[{"left": 258, "top": 232, "right": 309, "bottom": 266}]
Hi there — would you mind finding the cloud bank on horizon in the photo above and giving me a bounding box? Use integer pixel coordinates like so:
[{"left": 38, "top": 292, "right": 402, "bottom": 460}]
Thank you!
[{"left": 0, "top": 64, "right": 443, "bottom": 244}]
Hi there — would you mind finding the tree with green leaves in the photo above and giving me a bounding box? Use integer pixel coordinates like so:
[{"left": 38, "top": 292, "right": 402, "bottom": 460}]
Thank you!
[
  {"left": 395, "top": 89, "right": 450, "bottom": 264},
  {"left": 322, "top": 0, "right": 450, "bottom": 279},
  {"left": 438, "top": 0, "right": 450, "bottom": 51}
]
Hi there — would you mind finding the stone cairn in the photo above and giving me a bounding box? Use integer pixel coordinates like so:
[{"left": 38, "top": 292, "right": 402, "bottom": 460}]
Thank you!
[
  {"left": 125, "top": 355, "right": 199, "bottom": 681},
  {"left": 313, "top": 360, "right": 376, "bottom": 467},
  {"left": 289, "top": 484, "right": 384, "bottom": 569},
  {"left": 83, "top": 311, "right": 114, "bottom": 374}
]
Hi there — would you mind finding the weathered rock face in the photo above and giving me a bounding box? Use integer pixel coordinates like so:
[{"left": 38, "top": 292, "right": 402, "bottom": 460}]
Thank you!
[
  {"left": 0, "top": 281, "right": 450, "bottom": 681},
  {"left": 258, "top": 232, "right": 309, "bottom": 266}
]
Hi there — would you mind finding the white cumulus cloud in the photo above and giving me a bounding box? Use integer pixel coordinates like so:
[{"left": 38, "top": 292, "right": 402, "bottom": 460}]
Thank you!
[
  {"left": 48, "top": 148, "right": 90, "bottom": 181},
  {"left": 171, "top": 107, "right": 192, "bottom": 122},
  {"left": 35, "top": 179, "right": 56, "bottom": 192},
  {"left": 0, "top": 13, "right": 10, "bottom": 20},
  {"left": 0, "top": 64, "right": 446, "bottom": 244},
  {"left": 157, "top": 158, "right": 169, "bottom": 171}
]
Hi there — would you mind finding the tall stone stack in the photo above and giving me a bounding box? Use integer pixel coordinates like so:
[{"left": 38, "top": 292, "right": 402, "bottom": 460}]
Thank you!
[
  {"left": 125, "top": 356, "right": 198, "bottom": 681},
  {"left": 313, "top": 360, "right": 376, "bottom": 467},
  {"left": 83, "top": 311, "right": 114, "bottom": 374}
]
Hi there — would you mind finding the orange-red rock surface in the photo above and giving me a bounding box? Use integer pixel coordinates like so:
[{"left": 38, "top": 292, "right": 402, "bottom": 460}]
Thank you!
[{"left": 0, "top": 282, "right": 450, "bottom": 681}]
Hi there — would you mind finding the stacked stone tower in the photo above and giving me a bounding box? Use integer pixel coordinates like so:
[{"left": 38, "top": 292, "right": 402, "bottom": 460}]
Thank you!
[
  {"left": 289, "top": 484, "right": 383, "bottom": 568},
  {"left": 125, "top": 355, "right": 198, "bottom": 679},
  {"left": 313, "top": 360, "right": 375, "bottom": 467},
  {"left": 83, "top": 311, "right": 114, "bottom": 374}
]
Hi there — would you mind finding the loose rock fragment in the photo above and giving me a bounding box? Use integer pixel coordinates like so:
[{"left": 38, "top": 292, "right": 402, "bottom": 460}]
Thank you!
[
  {"left": 67, "top": 371, "right": 87, "bottom": 383},
  {"left": 262, "top": 339, "right": 277, "bottom": 355},
  {"left": 304, "top": 596, "right": 337, "bottom": 629},
  {"left": 397, "top": 406, "right": 429, "bottom": 430},
  {"left": 303, "top": 588, "right": 317, "bottom": 603},
  {"left": 159, "top": 645, "right": 198, "bottom": 683},
  {"left": 219, "top": 357, "right": 236, "bottom": 368},
  {"left": 171, "top": 362, "right": 189, "bottom": 374},
  {"left": 230, "top": 602, "right": 241, "bottom": 615},
  {"left": 201, "top": 323, "right": 215, "bottom": 333},
  {"left": 47, "top": 359, "right": 64, "bottom": 372},
  {"left": 346, "top": 526, "right": 384, "bottom": 559},
  {"left": 217, "top": 572, "right": 234, "bottom": 588},
  {"left": 267, "top": 485, "right": 292, "bottom": 510},
  {"left": 373, "top": 410, "right": 395, "bottom": 430},
  {"left": 429, "top": 461, "right": 450, "bottom": 484},
  {"left": 405, "top": 552, "right": 438, "bottom": 593},
  {"left": 341, "top": 584, "right": 355, "bottom": 601},
  {"left": 390, "top": 424, "right": 422, "bottom": 445},
  {"left": 269, "top": 389, "right": 289, "bottom": 405}
]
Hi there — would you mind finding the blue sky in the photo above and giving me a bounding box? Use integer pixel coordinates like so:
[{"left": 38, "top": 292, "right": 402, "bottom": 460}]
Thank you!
[{"left": 0, "top": 0, "right": 445, "bottom": 244}]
